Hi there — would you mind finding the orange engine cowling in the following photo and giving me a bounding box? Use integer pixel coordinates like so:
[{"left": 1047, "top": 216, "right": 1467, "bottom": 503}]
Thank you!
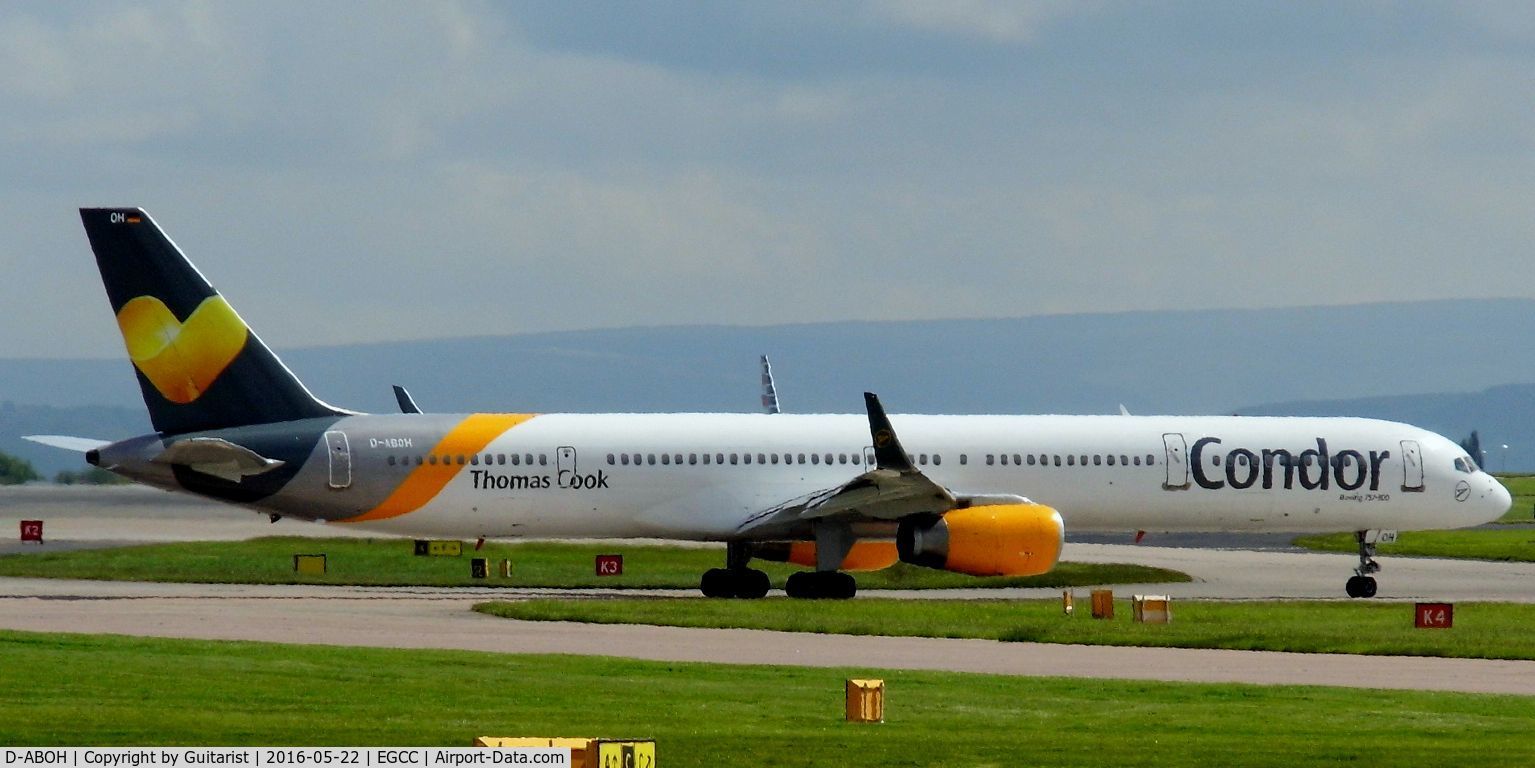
[
  {"left": 896, "top": 503, "right": 1064, "bottom": 577},
  {"left": 753, "top": 540, "right": 900, "bottom": 572}
]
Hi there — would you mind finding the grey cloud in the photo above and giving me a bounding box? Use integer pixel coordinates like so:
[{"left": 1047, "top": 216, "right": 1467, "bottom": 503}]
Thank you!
[{"left": 1, "top": 1, "right": 1533, "bottom": 360}]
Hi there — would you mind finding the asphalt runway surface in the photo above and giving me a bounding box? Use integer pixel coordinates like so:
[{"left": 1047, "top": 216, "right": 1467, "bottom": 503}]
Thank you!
[{"left": 4, "top": 485, "right": 1535, "bottom": 695}]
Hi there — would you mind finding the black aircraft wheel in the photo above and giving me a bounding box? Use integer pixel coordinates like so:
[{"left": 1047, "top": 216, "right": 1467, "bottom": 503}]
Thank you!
[
  {"left": 785, "top": 571, "right": 815, "bottom": 599},
  {"left": 1345, "top": 575, "right": 1378, "bottom": 599},
  {"left": 706, "top": 567, "right": 772, "bottom": 598},
  {"left": 700, "top": 568, "right": 733, "bottom": 598},
  {"left": 737, "top": 568, "right": 771, "bottom": 599},
  {"left": 785, "top": 571, "right": 857, "bottom": 600},
  {"left": 830, "top": 571, "right": 857, "bottom": 600}
]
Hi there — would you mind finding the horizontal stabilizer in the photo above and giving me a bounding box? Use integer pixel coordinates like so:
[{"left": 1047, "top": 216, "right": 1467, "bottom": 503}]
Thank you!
[
  {"left": 23, "top": 435, "right": 111, "bottom": 452},
  {"left": 152, "top": 437, "right": 286, "bottom": 483}
]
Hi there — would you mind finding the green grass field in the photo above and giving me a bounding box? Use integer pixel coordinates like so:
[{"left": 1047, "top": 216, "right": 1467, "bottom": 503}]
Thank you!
[
  {"left": 477, "top": 597, "right": 1535, "bottom": 659},
  {"left": 1496, "top": 474, "right": 1535, "bottom": 522},
  {"left": 1295, "top": 528, "right": 1535, "bottom": 562},
  {"left": 1284, "top": 474, "right": 1535, "bottom": 559},
  {"left": 0, "top": 537, "right": 1187, "bottom": 590},
  {"left": 2, "top": 630, "right": 1532, "bottom": 766}
]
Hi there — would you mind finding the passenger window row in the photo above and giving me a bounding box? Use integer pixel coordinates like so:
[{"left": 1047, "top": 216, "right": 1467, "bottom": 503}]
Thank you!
[
  {"left": 604, "top": 452, "right": 961, "bottom": 467},
  {"left": 985, "top": 453, "right": 1157, "bottom": 468},
  {"left": 387, "top": 453, "right": 545, "bottom": 467},
  {"left": 607, "top": 452, "right": 868, "bottom": 467},
  {"left": 384, "top": 450, "right": 1160, "bottom": 470}
]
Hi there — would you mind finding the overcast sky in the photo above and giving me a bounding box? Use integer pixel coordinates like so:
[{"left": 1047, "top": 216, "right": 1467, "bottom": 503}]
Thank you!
[{"left": 2, "top": 2, "right": 1532, "bottom": 359}]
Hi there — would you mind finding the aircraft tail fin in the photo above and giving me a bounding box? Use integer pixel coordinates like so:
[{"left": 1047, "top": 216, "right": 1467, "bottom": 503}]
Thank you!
[
  {"left": 79, "top": 208, "right": 346, "bottom": 435},
  {"left": 760, "top": 355, "right": 781, "bottom": 414}
]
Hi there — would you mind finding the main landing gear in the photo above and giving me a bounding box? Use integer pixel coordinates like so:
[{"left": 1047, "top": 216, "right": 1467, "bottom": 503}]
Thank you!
[
  {"left": 699, "top": 542, "right": 771, "bottom": 599},
  {"left": 700, "top": 567, "right": 770, "bottom": 599},
  {"left": 784, "top": 571, "right": 857, "bottom": 600},
  {"left": 698, "top": 542, "right": 859, "bottom": 599},
  {"left": 1345, "top": 530, "right": 1380, "bottom": 599},
  {"left": 782, "top": 520, "right": 857, "bottom": 599}
]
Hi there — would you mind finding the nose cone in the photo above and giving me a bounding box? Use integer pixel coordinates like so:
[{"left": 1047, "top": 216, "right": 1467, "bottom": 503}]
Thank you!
[{"left": 1482, "top": 476, "right": 1513, "bottom": 524}]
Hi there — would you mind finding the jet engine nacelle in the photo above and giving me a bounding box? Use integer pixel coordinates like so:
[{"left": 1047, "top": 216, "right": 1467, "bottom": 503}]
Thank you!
[
  {"left": 754, "top": 540, "right": 899, "bottom": 572},
  {"left": 896, "top": 503, "right": 1064, "bottom": 577}
]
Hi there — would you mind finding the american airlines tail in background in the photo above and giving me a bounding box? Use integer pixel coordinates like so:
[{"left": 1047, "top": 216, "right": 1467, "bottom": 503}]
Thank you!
[{"left": 27, "top": 208, "right": 1511, "bottom": 600}]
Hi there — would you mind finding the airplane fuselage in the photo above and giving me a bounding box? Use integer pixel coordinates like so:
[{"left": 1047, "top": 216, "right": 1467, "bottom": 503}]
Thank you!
[
  {"left": 60, "top": 206, "right": 1515, "bottom": 599},
  {"left": 95, "top": 411, "right": 1508, "bottom": 540}
]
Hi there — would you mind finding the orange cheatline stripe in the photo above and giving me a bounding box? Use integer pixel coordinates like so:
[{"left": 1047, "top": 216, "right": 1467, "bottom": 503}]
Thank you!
[{"left": 339, "top": 413, "right": 537, "bottom": 523}]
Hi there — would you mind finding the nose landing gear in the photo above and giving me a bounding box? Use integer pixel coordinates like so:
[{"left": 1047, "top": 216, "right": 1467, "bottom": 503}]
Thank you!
[{"left": 1345, "top": 530, "right": 1380, "bottom": 598}]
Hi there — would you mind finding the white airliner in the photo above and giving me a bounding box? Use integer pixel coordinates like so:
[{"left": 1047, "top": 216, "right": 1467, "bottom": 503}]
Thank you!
[{"left": 29, "top": 208, "right": 1512, "bottom": 600}]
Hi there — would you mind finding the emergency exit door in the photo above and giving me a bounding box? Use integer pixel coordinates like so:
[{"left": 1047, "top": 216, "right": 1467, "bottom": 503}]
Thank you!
[
  {"left": 325, "top": 430, "right": 351, "bottom": 489},
  {"left": 1400, "top": 440, "right": 1424, "bottom": 492},
  {"left": 1162, "top": 433, "right": 1189, "bottom": 490}
]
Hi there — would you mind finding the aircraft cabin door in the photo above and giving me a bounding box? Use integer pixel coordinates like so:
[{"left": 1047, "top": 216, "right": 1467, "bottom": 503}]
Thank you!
[
  {"left": 557, "top": 446, "right": 577, "bottom": 478},
  {"left": 325, "top": 430, "right": 352, "bottom": 490},
  {"left": 1400, "top": 440, "right": 1424, "bottom": 492},
  {"left": 1162, "top": 433, "right": 1190, "bottom": 490}
]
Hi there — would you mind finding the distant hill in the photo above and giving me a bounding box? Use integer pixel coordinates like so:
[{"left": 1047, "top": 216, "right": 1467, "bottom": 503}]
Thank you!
[
  {"left": 1239, "top": 383, "right": 1535, "bottom": 473},
  {"left": 8, "top": 298, "right": 1535, "bottom": 414},
  {"left": 4, "top": 299, "right": 1534, "bottom": 475}
]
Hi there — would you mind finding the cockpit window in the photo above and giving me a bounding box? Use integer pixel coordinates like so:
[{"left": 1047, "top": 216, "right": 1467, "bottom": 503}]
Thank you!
[{"left": 1453, "top": 456, "right": 1477, "bottom": 474}]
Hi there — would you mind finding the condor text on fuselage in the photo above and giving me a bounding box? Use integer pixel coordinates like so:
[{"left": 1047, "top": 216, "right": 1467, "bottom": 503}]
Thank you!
[{"left": 1188, "top": 436, "right": 1390, "bottom": 492}]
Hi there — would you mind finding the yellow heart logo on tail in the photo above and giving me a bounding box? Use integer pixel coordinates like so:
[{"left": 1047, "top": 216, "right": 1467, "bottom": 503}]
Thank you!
[{"left": 116, "top": 295, "right": 249, "bottom": 404}]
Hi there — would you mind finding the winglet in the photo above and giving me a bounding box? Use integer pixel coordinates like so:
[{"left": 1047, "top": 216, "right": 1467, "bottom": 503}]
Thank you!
[
  {"left": 393, "top": 385, "right": 422, "bottom": 414},
  {"left": 863, "top": 392, "right": 913, "bottom": 471}
]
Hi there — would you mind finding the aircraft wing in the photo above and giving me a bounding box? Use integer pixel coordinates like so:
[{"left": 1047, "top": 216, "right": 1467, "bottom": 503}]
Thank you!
[{"left": 734, "top": 393, "right": 959, "bottom": 537}]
